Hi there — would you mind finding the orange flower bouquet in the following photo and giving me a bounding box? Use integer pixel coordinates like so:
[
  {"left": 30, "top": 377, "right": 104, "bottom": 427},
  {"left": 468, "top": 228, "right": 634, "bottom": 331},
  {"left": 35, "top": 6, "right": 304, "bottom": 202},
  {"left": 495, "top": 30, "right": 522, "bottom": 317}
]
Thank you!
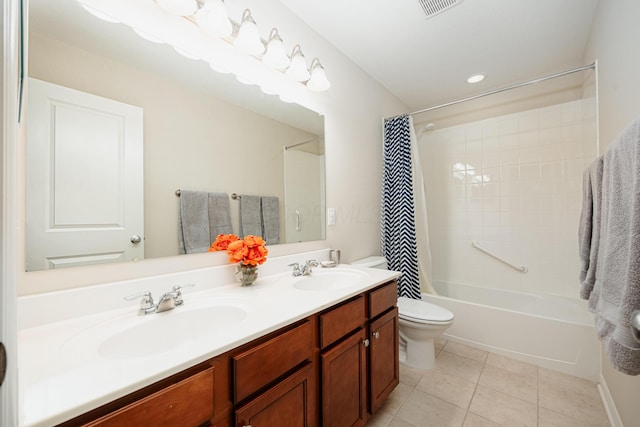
[{"left": 209, "top": 234, "right": 268, "bottom": 285}]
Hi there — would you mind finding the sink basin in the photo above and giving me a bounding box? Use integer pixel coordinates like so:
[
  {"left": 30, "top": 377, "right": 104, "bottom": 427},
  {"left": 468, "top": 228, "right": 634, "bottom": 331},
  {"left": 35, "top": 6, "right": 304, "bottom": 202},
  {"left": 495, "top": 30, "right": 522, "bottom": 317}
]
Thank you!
[
  {"left": 60, "top": 298, "right": 250, "bottom": 360},
  {"left": 98, "top": 304, "right": 248, "bottom": 359},
  {"left": 281, "top": 268, "right": 368, "bottom": 291}
]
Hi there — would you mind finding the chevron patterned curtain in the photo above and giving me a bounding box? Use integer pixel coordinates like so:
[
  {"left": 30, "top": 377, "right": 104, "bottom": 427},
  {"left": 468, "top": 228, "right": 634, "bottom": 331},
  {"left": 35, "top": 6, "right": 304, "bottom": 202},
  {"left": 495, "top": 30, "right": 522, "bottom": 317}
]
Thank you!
[{"left": 381, "top": 115, "right": 421, "bottom": 299}]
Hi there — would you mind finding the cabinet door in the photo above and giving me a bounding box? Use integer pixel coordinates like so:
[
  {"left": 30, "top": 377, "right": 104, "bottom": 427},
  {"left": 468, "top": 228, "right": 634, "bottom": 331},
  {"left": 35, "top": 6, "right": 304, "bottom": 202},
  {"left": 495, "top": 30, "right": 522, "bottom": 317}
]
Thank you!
[
  {"left": 235, "top": 362, "right": 316, "bottom": 427},
  {"left": 369, "top": 308, "right": 399, "bottom": 413},
  {"left": 321, "top": 329, "right": 367, "bottom": 427}
]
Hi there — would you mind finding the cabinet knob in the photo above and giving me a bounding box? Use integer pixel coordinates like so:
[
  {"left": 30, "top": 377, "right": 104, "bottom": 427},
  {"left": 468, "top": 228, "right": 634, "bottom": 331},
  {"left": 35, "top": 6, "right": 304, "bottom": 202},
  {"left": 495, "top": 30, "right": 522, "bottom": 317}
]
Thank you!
[
  {"left": 362, "top": 338, "right": 370, "bottom": 347},
  {"left": 372, "top": 331, "right": 380, "bottom": 339}
]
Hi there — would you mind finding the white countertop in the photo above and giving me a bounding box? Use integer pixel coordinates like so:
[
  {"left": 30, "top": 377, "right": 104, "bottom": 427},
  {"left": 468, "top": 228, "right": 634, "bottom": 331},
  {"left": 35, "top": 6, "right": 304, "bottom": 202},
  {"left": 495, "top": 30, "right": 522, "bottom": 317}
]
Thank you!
[{"left": 18, "top": 251, "right": 400, "bottom": 427}]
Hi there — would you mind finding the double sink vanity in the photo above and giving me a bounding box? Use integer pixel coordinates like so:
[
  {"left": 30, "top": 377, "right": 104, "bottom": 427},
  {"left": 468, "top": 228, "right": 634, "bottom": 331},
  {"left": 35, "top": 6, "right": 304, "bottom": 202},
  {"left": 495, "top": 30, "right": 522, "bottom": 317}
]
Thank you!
[{"left": 18, "top": 250, "right": 401, "bottom": 427}]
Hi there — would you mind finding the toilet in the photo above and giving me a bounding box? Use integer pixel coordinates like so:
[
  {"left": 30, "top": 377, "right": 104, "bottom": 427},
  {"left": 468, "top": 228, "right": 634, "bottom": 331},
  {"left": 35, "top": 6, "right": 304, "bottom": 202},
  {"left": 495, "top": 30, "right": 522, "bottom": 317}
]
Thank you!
[{"left": 351, "top": 256, "right": 454, "bottom": 370}]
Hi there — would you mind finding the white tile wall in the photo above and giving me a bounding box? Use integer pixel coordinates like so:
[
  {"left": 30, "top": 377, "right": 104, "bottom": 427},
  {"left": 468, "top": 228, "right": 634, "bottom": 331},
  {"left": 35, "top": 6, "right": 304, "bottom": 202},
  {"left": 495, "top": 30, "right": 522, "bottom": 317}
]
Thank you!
[{"left": 419, "top": 98, "right": 598, "bottom": 298}]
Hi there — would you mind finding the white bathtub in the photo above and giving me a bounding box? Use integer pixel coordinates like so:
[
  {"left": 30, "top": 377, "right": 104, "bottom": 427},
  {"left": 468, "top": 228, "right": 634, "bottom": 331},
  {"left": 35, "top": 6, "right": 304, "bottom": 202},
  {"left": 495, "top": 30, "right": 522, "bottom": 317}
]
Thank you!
[{"left": 423, "top": 281, "right": 601, "bottom": 381}]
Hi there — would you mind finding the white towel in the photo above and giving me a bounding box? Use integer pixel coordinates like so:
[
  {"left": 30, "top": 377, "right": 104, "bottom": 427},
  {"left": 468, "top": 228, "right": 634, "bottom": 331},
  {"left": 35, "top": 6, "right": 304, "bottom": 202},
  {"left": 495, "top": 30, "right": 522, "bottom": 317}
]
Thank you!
[
  {"left": 261, "top": 196, "right": 280, "bottom": 244},
  {"left": 239, "top": 195, "right": 262, "bottom": 237},
  {"left": 178, "top": 190, "right": 210, "bottom": 254},
  {"left": 590, "top": 118, "right": 640, "bottom": 375}
]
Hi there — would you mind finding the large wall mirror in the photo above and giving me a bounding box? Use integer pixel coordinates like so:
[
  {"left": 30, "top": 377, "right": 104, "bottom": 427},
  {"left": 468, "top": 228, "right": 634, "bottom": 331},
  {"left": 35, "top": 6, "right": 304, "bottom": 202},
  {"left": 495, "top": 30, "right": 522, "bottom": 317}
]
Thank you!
[{"left": 25, "top": 0, "right": 326, "bottom": 272}]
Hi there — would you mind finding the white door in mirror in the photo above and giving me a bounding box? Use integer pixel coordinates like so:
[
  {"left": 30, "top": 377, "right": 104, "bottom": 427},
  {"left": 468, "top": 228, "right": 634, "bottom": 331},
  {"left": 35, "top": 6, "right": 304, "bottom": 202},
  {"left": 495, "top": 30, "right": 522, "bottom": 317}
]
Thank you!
[{"left": 26, "top": 78, "right": 144, "bottom": 271}]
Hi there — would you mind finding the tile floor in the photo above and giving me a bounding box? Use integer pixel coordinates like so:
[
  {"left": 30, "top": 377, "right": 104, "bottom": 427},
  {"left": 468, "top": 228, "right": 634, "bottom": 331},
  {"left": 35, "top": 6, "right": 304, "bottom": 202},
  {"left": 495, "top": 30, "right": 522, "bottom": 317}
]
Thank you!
[{"left": 367, "top": 339, "right": 611, "bottom": 427}]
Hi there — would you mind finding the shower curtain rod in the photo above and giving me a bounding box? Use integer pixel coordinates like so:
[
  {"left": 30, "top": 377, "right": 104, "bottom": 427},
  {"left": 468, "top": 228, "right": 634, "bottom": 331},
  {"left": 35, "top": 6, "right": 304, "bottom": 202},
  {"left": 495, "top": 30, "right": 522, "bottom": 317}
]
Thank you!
[
  {"left": 284, "top": 138, "right": 316, "bottom": 150},
  {"left": 385, "top": 62, "right": 596, "bottom": 121}
]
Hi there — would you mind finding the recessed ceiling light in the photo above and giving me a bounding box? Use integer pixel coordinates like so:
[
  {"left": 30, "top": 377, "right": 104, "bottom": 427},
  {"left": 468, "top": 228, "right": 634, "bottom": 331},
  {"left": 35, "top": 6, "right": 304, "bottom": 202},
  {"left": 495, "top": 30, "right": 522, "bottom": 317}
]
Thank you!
[{"left": 467, "top": 74, "right": 485, "bottom": 84}]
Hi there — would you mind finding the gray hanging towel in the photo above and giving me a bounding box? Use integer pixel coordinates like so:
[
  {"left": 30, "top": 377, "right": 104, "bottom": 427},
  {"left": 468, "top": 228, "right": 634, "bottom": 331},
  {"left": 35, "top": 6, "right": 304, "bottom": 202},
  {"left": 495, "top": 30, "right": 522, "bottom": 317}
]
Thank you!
[
  {"left": 239, "top": 195, "right": 262, "bottom": 237},
  {"left": 261, "top": 196, "right": 280, "bottom": 244},
  {"left": 178, "top": 190, "right": 210, "bottom": 254},
  {"left": 208, "top": 192, "right": 233, "bottom": 240},
  {"left": 589, "top": 118, "right": 640, "bottom": 375},
  {"left": 579, "top": 156, "right": 603, "bottom": 300}
]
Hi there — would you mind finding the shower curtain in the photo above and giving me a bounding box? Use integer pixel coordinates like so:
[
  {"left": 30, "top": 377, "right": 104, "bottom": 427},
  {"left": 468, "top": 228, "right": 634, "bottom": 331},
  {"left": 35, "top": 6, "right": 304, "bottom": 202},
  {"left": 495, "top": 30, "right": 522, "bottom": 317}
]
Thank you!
[
  {"left": 410, "top": 120, "right": 436, "bottom": 295},
  {"left": 381, "top": 115, "right": 435, "bottom": 299}
]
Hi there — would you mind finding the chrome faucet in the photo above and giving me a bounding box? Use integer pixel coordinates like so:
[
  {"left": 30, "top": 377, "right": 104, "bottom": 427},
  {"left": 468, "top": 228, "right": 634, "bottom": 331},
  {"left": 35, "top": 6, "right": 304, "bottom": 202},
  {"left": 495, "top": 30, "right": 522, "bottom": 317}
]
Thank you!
[
  {"left": 289, "top": 260, "right": 319, "bottom": 277},
  {"left": 289, "top": 262, "right": 303, "bottom": 277},
  {"left": 304, "top": 259, "right": 319, "bottom": 275},
  {"left": 125, "top": 284, "right": 195, "bottom": 315}
]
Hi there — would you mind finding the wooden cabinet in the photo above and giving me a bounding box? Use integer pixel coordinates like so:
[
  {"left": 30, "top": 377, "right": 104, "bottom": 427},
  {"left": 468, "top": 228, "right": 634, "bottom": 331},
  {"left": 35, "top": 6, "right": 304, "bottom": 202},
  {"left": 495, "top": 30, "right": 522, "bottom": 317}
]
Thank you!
[
  {"left": 321, "top": 328, "right": 368, "bottom": 427},
  {"left": 319, "top": 281, "right": 399, "bottom": 426},
  {"left": 233, "top": 320, "right": 317, "bottom": 427},
  {"left": 369, "top": 307, "right": 399, "bottom": 413},
  {"left": 233, "top": 320, "right": 314, "bottom": 403},
  {"left": 59, "top": 280, "right": 398, "bottom": 427},
  {"left": 235, "top": 362, "right": 316, "bottom": 427},
  {"left": 82, "top": 368, "right": 214, "bottom": 427}
]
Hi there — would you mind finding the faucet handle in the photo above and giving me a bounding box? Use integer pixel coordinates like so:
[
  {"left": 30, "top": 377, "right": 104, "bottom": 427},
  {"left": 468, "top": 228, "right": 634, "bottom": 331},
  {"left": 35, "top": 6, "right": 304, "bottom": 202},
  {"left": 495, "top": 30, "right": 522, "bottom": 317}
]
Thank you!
[
  {"left": 289, "top": 262, "right": 302, "bottom": 276},
  {"left": 171, "top": 283, "right": 195, "bottom": 305},
  {"left": 124, "top": 291, "right": 154, "bottom": 314},
  {"left": 305, "top": 259, "right": 319, "bottom": 267}
]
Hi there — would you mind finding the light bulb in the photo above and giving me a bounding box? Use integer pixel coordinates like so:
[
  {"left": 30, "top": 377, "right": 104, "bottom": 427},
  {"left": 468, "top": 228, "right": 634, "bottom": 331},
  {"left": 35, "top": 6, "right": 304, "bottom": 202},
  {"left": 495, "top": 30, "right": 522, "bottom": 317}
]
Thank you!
[
  {"left": 285, "top": 45, "right": 310, "bottom": 82},
  {"left": 234, "top": 10, "right": 264, "bottom": 56},
  {"left": 195, "top": 0, "right": 232, "bottom": 37},
  {"left": 263, "top": 29, "right": 290, "bottom": 70},
  {"left": 307, "top": 59, "right": 330, "bottom": 92}
]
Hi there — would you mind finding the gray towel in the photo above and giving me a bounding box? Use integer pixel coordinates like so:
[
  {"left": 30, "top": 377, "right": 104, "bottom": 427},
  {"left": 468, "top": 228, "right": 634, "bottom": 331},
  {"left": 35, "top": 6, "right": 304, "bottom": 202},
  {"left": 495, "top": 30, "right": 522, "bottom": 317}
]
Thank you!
[
  {"left": 579, "top": 157, "right": 603, "bottom": 300},
  {"left": 178, "top": 190, "right": 210, "bottom": 254},
  {"left": 208, "top": 192, "right": 233, "bottom": 239},
  {"left": 590, "top": 118, "right": 640, "bottom": 375},
  {"left": 261, "top": 196, "right": 280, "bottom": 244},
  {"left": 239, "top": 195, "right": 262, "bottom": 237}
]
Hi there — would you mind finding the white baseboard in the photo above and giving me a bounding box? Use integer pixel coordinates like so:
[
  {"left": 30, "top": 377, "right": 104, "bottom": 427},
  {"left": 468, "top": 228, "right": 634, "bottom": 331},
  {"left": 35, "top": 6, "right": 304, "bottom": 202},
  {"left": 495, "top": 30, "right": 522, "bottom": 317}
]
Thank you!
[{"left": 598, "top": 373, "right": 624, "bottom": 427}]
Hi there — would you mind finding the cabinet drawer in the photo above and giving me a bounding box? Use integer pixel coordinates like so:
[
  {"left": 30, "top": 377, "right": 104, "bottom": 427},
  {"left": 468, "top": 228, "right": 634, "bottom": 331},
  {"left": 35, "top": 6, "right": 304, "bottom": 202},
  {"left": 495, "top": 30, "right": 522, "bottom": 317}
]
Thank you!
[
  {"left": 83, "top": 368, "right": 214, "bottom": 427},
  {"left": 234, "top": 320, "right": 313, "bottom": 403},
  {"left": 369, "top": 281, "right": 397, "bottom": 319},
  {"left": 320, "top": 296, "right": 366, "bottom": 349}
]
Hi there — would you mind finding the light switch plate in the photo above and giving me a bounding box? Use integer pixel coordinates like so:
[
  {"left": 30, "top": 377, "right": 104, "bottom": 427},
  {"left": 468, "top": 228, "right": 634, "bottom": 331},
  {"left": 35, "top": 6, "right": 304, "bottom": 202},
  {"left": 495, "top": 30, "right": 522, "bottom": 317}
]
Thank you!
[{"left": 327, "top": 208, "right": 336, "bottom": 225}]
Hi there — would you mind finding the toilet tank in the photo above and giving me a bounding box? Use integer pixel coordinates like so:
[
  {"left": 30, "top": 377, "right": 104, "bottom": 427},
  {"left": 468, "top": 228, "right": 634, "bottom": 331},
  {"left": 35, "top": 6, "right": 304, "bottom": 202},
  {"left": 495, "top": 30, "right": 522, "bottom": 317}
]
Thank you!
[{"left": 351, "top": 256, "right": 388, "bottom": 269}]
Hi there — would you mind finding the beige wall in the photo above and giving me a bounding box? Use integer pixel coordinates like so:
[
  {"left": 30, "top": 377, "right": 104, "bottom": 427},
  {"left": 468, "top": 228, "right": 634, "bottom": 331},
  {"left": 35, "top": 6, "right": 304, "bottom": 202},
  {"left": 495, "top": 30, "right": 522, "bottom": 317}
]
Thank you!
[
  {"left": 583, "top": 0, "right": 640, "bottom": 425},
  {"left": 20, "top": 0, "right": 407, "bottom": 293}
]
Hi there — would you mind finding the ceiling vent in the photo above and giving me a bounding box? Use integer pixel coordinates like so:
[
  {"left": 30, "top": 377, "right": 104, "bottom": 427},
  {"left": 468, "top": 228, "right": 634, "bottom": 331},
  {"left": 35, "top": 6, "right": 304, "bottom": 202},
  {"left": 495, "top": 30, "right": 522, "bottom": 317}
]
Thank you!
[{"left": 418, "top": 0, "right": 463, "bottom": 19}]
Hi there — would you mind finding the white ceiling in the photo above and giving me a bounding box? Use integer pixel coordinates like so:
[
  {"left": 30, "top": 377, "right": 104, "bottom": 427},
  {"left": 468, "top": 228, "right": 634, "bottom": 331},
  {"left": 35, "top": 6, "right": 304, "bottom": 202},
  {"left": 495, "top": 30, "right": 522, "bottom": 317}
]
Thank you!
[{"left": 279, "top": 0, "right": 599, "bottom": 112}]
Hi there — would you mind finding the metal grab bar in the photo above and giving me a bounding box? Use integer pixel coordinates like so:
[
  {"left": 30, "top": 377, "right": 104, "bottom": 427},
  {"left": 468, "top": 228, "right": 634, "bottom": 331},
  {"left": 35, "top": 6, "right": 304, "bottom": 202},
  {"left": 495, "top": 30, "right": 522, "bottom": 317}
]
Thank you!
[{"left": 471, "top": 240, "right": 528, "bottom": 274}]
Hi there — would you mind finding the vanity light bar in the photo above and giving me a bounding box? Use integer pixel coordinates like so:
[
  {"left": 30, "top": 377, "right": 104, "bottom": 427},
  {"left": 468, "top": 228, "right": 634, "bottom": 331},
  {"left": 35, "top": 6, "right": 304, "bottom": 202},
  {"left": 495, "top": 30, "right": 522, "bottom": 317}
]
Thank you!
[
  {"left": 76, "top": 0, "right": 330, "bottom": 98},
  {"left": 163, "top": 0, "right": 330, "bottom": 92}
]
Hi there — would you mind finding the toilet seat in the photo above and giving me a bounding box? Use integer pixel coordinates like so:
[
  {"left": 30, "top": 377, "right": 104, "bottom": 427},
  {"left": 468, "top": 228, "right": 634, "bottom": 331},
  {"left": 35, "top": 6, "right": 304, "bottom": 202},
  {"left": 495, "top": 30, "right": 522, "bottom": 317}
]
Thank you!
[{"left": 397, "top": 297, "right": 454, "bottom": 324}]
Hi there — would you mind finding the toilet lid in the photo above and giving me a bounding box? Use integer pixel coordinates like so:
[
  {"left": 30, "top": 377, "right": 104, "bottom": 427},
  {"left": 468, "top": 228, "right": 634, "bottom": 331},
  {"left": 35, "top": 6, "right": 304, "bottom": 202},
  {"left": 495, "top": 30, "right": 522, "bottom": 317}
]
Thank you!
[{"left": 397, "top": 296, "right": 454, "bottom": 323}]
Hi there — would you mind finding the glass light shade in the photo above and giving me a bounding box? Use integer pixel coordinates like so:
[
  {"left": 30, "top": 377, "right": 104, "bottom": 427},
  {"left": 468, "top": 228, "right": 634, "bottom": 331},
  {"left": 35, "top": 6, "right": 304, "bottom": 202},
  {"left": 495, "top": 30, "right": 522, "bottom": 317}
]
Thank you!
[
  {"left": 263, "top": 30, "right": 290, "bottom": 70},
  {"left": 155, "top": 0, "right": 198, "bottom": 16},
  {"left": 307, "top": 62, "right": 331, "bottom": 92},
  {"left": 195, "top": 0, "right": 232, "bottom": 37},
  {"left": 234, "top": 10, "right": 264, "bottom": 56},
  {"left": 285, "top": 49, "right": 310, "bottom": 82}
]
